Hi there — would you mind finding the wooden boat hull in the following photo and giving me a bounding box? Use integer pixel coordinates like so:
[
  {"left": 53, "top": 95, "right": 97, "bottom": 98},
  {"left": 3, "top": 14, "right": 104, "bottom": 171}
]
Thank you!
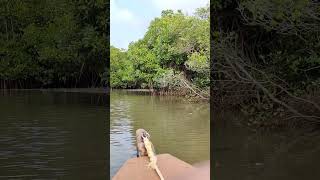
[{"left": 113, "top": 154, "right": 196, "bottom": 180}]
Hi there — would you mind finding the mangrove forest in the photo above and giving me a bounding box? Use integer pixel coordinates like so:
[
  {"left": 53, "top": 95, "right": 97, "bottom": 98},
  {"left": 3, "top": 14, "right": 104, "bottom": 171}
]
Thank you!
[
  {"left": 110, "top": 6, "right": 210, "bottom": 99},
  {"left": 0, "top": 0, "right": 108, "bottom": 89},
  {"left": 212, "top": 0, "right": 320, "bottom": 127}
]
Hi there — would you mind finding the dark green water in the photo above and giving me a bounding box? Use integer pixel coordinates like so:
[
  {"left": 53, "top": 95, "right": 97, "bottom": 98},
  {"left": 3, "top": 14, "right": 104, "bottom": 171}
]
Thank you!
[
  {"left": 213, "top": 112, "right": 320, "bottom": 180},
  {"left": 110, "top": 91, "right": 210, "bottom": 178},
  {"left": 0, "top": 90, "right": 108, "bottom": 179}
]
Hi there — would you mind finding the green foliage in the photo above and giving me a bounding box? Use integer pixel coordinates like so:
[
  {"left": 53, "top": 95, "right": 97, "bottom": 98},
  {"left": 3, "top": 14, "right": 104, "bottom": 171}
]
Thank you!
[
  {"left": 237, "top": 0, "right": 320, "bottom": 87},
  {"left": 0, "top": 0, "right": 107, "bottom": 88},
  {"left": 213, "top": 0, "right": 320, "bottom": 123},
  {"left": 153, "top": 69, "right": 181, "bottom": 89},
  {"left": 110, "top": 5, "right": 210, "bottom": 90},
  {"left": 110, "top": 46, "right": 134, "bottom": 88}
]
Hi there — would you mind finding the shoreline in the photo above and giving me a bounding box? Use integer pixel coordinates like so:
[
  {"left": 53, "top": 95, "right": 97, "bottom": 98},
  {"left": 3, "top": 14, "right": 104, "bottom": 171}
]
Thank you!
[
  {"left": 111, "top": 88, "right": 210, "bottom": 101},
  {"left": 0, "top": 88, "right": 109, "bottom": 94}
]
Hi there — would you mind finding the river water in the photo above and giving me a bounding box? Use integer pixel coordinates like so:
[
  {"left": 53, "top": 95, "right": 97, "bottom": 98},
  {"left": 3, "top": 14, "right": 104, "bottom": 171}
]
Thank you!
[
  {"left": 110, "top": 90, "right": 210, "bottom": 178},
  {"left": 213, "top": 111, "right": 320, "bottom": 180},
  {"left": 4, "top": 89, "right": 317, "bottom": 179},
  {"left": 0, "top": 90, "right": 108, "bottom": 179}
]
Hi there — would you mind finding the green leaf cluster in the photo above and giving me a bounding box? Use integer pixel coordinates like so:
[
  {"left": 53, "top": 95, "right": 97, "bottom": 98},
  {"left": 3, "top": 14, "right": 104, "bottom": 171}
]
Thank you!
[
  {"left": 0, "top": 0, "right": 108, "bottom": 88},
  {"left": 110, "top": 5, "right": 210, "bottom": 89}
]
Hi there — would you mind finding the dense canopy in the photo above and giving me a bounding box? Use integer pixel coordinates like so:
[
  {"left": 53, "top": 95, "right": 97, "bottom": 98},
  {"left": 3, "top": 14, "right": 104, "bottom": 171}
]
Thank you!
[
  {"left": 0, "top": 0, "right": 108, "bottom": 88},
  {"left": 110, "top": 6, "right": 210, "bottom": 98},
  {"left": 212, "top": 0, "right": 320, "bottom": 125}
]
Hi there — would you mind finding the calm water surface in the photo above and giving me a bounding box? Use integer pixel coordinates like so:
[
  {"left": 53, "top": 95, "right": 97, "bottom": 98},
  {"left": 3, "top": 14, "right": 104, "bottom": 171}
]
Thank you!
[
  {"left": 213, "top": 112, "right": 320, "bottom": 180},
  {"left": 0, "top": 90, "right": 108, "bottom": 179},
  {"left": 110, "top": 91, "right": 210, "bottom": 177}
]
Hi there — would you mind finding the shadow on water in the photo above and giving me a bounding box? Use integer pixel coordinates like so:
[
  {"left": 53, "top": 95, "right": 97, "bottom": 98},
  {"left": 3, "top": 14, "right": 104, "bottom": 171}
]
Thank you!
[
  {"left": 213, "top": 111, "right": 320, "bottom": 180},
  {"left": 110, "top": 90, "right": 210, "bottom": 178},
  {"left": 0, "top": 89, "right": 108, "bottom": 179}
]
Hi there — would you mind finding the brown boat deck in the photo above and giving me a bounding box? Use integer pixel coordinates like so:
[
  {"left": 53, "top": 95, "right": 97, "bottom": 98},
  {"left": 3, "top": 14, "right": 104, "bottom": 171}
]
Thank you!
[{"left": 112, "top": 154, "right": 199, "bottom": 180}]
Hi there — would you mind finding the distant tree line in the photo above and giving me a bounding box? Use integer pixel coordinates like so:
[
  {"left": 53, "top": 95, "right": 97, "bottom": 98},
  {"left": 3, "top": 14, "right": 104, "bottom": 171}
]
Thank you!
[
  {"left": 0, "top": 0, "right": 108, "bottom": 89},
  {"left": 110, "top": 6, "right": 210, "bottom": 99},
  {"left": 212, "top": 0, "right": 320, "bottom": 127}
]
